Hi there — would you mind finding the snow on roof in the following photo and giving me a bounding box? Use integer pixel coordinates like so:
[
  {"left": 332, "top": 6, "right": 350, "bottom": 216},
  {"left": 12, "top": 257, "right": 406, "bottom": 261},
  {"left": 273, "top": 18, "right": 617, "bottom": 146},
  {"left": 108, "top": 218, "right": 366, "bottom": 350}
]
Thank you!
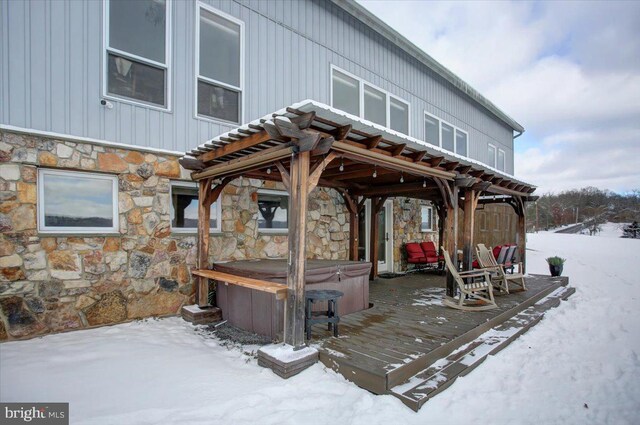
[{"left": 185, "top": 99, "right": 535, "bottom": 189}]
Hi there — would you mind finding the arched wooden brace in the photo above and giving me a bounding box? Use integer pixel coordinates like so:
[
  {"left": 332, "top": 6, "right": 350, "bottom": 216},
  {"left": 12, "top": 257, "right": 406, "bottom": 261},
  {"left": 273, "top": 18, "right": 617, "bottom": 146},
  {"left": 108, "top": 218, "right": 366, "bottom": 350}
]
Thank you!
[{"left": 197, "top": 176, "right": 233, "bottom": 307}]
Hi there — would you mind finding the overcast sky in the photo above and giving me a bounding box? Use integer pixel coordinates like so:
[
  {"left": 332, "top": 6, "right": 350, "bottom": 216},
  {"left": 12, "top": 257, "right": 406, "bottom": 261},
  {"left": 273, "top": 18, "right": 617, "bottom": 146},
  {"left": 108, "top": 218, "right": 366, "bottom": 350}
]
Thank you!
[{"left": 358, "top": 0, "right": 640, "bottom": 194}]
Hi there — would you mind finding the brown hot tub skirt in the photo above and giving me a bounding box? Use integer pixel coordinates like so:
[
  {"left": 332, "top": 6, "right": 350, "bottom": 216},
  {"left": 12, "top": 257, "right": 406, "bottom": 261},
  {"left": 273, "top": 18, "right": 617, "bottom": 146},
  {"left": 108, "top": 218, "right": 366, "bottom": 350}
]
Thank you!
[{"left": 214, "top": 259, "right": 372, "bottom": 340}]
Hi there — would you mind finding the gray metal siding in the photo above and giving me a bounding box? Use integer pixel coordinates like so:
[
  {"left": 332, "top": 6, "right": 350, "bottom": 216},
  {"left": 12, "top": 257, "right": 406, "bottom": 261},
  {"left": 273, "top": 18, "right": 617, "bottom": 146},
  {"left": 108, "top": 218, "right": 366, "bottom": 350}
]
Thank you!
[{"left": 0, "top": 0, "right": 515, "bottom": 173}]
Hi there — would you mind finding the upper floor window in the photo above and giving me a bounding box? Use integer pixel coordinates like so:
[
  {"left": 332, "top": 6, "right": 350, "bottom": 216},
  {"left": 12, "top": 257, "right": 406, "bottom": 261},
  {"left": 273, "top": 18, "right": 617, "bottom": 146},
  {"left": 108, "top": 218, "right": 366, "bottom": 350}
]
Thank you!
[
  {"left": 332, "top": 69, "right": 360, "bottom": 117},
  {"left": 455, "top": 130, "right": 468, "bottom": 157},
  {"left": 424, "top": 115, "right": 439, "bottom": 146},
  {"left": 105, "top": 0, "right": 170, "bottom": 108},
  {"left": 497, "top": 149, "right": 506, "bottom": 172},
  {"left": 364, "top": 85, "right": 386, "bottom": 126},
  {"left": 487, "top": 144, "right": 496, "bottom": 168},
  {"left": 423, "top": 112, "right": 469, "bottom": 156},
  {"left": 38, "top": 169, "right": 119, "bottom": 234},
  {"left": 170, "top": 182, "right": 221, "bottom": 233},
  {"left": 331, "top": 66, "right": 410, "bottom": 135},
  {"left": 196, "top": 4, "right": 243, "bottom": 124},
  {"left": 390, "top": 97, "right": 409, "bottom": 135}
]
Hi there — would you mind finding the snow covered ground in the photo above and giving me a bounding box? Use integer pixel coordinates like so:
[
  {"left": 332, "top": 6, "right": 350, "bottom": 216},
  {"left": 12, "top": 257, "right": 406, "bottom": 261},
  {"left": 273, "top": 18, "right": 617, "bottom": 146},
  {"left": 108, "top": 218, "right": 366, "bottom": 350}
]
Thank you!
[
  {"left": 1, "top": 225, "right": 639, "bottom": 424},
  {"left": 596, "top": 222, "right": 630, "bottom": 238}
]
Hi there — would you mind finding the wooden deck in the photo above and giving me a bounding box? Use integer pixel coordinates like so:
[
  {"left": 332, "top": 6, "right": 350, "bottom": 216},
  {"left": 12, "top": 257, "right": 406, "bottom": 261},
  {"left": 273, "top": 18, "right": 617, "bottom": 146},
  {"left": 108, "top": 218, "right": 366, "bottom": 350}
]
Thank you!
[{"left": 312, "top": 273, "right": 573, "bottom": 410}]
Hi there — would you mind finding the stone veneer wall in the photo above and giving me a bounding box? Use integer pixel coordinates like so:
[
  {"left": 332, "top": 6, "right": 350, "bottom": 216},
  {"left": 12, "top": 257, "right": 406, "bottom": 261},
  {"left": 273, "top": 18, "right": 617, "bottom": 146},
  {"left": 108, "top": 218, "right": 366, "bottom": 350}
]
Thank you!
[{"left": 0, "top": 131, "right": 349, "bottom": 341}]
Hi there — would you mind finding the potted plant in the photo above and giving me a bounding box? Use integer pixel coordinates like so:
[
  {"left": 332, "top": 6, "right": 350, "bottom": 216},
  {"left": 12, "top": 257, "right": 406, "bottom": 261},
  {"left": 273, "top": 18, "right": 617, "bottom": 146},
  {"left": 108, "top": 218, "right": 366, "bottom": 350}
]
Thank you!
[{"left": 546, "top": 256, "right": 566, "bottom": 277}]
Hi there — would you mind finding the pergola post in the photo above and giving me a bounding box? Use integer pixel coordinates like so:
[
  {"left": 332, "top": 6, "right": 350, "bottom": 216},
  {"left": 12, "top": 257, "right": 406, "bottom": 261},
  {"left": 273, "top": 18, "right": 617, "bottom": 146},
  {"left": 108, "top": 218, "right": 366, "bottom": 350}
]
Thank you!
[
  {"left": 462, "top": 189, "right": 478, "bottom": 272},
  {"left": 284, "top": 150, "right": 311, "bottom": 348},
  {"left": 196, "top": 178, "right": 213, "bottom": 307},
  {"left": 368, "top": 196, "right": 387, "bottom": 280},
  {"left": 436, "top": 203, "right": 445, "bottom": 258},
  {"left": 444, "top": 184, "right": 459, "bottom": 297},
  {"left": 516, "top": 197, "right": 527, "bottom": 274},
  {"left": 196, "top": 177, "right": 232, "bottom": 307},
  {"left": 338, "top": 191, "right": 359, "bottom": 261},
  {"left": 369, "top": 197, "right": 380, "bottom": 280},
  {"left": 349, "top": 209, "right": 359, "bottom": 261}
]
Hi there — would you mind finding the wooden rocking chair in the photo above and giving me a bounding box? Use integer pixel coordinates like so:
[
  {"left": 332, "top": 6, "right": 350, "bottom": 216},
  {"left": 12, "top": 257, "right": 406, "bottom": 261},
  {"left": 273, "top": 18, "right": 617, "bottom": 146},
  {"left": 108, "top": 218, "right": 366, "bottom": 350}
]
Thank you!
[
  {"left": 441, "top": 248, "right": 497, "bottom": 311},
  {"left": 475, "top": 244, "right": 527, "bottom": 294}
]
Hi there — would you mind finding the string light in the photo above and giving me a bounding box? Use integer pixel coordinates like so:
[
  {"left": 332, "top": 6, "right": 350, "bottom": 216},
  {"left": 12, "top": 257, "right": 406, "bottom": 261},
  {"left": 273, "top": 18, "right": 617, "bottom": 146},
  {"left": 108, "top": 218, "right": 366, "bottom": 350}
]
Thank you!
[
  {"left": 372, "top": 165, "right": 377, "bottom": 178},
  {"left": 400, "top": 172, "right": 404, "bottom": 183},
  {"left": 339, "top": 157, "right": 344, "bottom": 172},
  {"left": 266, "top": 167, "right": 271, "bottom": 174},
  {"left": 423, "top": 178, "right": 427, "bottom": 188}
]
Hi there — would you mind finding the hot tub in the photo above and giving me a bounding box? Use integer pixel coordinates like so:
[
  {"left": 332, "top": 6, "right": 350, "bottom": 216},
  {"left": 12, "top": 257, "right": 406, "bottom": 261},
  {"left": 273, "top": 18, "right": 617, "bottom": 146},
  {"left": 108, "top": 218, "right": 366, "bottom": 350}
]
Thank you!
[{"left": 214, "top": 259, "right": 371, "bottom": 340}]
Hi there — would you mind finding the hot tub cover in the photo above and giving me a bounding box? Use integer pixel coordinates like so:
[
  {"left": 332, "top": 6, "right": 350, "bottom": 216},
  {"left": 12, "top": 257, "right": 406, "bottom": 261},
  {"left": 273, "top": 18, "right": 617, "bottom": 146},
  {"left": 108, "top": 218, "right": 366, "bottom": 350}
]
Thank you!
[{"left": 213, "top": 259, "right": 371, "bottom": 284}]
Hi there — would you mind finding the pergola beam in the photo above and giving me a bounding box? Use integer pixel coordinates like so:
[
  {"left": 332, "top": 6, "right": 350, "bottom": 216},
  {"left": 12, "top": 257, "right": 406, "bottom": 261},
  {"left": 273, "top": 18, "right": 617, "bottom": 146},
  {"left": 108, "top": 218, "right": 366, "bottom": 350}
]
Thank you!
[
  {"left": 351, "top": 181, "right": 437, "bottom": 197},
  {"left": 198, "top": 130, "right": 274, "bottom": 163},
  {"left": 333, "top": 141, "right": 456, "bottom": 180},
  {"left": 192, "top": 144, "right": 294, "bottom": 181}
]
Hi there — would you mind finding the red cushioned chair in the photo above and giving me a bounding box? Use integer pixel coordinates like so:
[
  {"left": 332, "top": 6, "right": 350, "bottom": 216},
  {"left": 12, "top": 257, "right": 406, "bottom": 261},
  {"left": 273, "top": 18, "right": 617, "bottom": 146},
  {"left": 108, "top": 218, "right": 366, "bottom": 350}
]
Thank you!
[
  {"left": 406, "top": 243, "right": 427, "bottom": 264},
  {"left": 404, "top": 242, "right": 442, "bottom": 273},
  {"left": 420, "top": 241, "right": 443, "bottom": 262},
  {"left": 420, "top": 241, "right": 444, "bottom": 270}
]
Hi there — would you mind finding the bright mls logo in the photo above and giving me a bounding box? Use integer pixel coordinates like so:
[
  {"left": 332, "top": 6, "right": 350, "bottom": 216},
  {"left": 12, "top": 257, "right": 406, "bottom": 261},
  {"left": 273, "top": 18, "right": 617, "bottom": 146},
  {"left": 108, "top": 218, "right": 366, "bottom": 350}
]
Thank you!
[{"left": 1, "top": 403, "right": 68, "bottom": 424}]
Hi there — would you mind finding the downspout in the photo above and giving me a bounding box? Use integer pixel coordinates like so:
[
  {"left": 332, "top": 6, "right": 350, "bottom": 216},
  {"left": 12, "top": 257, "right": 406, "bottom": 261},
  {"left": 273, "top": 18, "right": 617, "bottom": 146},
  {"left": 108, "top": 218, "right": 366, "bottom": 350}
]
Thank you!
[{"left": 513, "top": 130, "right": 524, "bottom": 139}]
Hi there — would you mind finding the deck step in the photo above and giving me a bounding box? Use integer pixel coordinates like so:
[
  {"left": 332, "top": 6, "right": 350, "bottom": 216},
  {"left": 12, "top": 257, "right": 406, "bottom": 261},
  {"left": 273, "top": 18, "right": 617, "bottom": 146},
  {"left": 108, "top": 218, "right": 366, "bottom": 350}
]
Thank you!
[{"left": 390, "top": 285, "right": 575, "bottom": 411}]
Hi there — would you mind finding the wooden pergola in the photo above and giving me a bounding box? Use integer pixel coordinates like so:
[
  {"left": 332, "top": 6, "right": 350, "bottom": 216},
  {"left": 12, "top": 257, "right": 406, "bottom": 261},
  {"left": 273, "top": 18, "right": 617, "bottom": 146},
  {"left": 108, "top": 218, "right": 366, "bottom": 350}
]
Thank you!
[{"left": 180, "top": 101, "right": 536, "bottom": 349}]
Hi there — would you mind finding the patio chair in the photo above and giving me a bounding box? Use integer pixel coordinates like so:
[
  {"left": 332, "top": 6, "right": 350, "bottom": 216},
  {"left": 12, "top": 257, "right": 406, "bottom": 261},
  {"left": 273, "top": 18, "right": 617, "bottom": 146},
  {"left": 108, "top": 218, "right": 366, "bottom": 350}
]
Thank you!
[
  {"left": 502, "top": 245, "right": 518, "bottom": 274},
  {"left": 404, "top": 242, "right": 440, "bottom": 272},
  {"left": 441, "top": 248, "right": 497, "bottom": 311},
  {"left": 475, "top": 244, "right": 526, "bottom": 293},
  {"left": 420, "top": 241, "right": 444, "bottom": 270},
  {"left": 495, "top": 245, "right": 509, "bottom": 265}
]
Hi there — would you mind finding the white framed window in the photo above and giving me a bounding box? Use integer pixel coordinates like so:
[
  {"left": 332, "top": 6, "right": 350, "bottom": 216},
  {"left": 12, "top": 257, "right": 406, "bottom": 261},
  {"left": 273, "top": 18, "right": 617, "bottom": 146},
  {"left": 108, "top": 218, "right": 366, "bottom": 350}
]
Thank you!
[
  {"left": 330, "top": 65, "right": 410, "bottom": 135},
  {"left": 423, "top": 112, "right": 469, "bottom": 156},
  {"left": 389, "top": 96, "right": 409, "bottom": 134},
  {"left": 455, "top": 129, "right": 468, "bottom": 157},
  {"left": 170, "top": 181, "right": 221, "bottom": 233},
  {"left": 424, "top": 113, "right": 440, "bottom": 146},
  {"left": 487, "top": 144, "right": 496, "bottom": 168},
  {"left": 364, "top": 84, "right": 386, "bottom": 126},
  {"left": 103, "top": 0, "right": 171, "bottom": 109},
  {"left": 195, "top": 3, "right": 244, "bottom": 124},
  {"left": 38, "top": 169, "right": 119, "bottom": 234},
  {"left": 420, "top": 205, "right": 433, "bottom": 232},
  {"left": 497, "top": 149, "right": 506, "bottom": 172},
  {"left": 257, "top": 189, "right": 288, "bottom": 233},
  {"left": 441, "top": 122, "right": 454, "bottom": 152}
]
